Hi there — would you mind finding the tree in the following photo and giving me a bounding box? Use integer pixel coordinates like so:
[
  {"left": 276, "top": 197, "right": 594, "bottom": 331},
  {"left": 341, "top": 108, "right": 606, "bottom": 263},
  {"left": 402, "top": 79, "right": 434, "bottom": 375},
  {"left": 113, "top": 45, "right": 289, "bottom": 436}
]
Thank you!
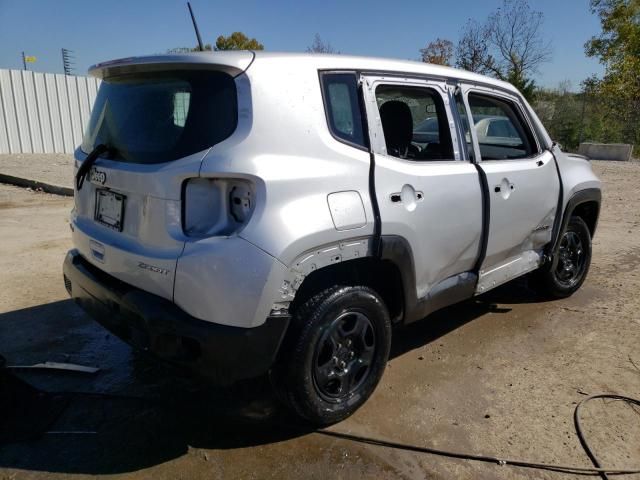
[
  {"left": 584, "top": 0, "right": 640, "bottom": 146},
  {"left": 484, "top": 0, "right": 551, "bottom": 81},
  {"left": 215, "top": 32, "right": 264, "bottom": 50},
  {"left": 420, "top": 38, "right": 454, "bottom": 65},
  {"left": 307, "top": 34, "right": 339, "bottom": 53},
  {"left": 169, "top": 31, "right": 264, "bottom": 54},
  {"left": 455, "top": 0, "right": 552, "bottom": 100},
  {"left": 455, "top": 19, "right": 491, "bottom": 74}
]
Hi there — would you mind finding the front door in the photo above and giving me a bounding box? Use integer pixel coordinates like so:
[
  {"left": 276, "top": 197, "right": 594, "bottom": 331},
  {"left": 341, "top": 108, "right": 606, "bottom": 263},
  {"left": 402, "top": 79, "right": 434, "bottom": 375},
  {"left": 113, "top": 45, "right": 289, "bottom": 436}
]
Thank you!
[
  {"left": 460, "top": 86, "right": 560, "bottom": 293},
  {"left": 361, "top": 75, "right": 483, "bottom": 302}
]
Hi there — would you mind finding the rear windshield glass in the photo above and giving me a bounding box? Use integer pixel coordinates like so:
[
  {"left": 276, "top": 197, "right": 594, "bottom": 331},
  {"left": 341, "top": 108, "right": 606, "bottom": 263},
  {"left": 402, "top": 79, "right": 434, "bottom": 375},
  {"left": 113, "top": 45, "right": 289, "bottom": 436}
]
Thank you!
[{"left": 81, "top": 71, "right": 237, "bottom": 164}]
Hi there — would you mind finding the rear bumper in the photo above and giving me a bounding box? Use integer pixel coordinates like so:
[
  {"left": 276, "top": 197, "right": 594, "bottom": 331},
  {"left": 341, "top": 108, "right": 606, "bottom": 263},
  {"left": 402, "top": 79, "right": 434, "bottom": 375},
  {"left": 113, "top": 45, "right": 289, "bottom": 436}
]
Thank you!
[{"left": 63, "top": 249, "right": 290, "bottom": 385}]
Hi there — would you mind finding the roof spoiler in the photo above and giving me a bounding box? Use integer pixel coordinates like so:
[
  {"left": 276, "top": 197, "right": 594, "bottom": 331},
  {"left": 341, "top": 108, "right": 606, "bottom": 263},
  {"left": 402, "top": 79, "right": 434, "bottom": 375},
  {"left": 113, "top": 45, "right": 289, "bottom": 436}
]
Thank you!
[{"left": 89, "top": 51, "right": 255, "bottom": 79}]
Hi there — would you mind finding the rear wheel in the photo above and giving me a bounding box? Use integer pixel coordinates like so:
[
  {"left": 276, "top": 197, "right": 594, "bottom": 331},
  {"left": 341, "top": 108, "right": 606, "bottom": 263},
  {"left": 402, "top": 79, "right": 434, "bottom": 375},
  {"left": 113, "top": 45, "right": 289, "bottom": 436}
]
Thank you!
[
  {"left": 531, "top": 216, "right": 592, "bottom": 298},
  {"left": 273, "top": 286, "right": 391, "bottom": 426}
]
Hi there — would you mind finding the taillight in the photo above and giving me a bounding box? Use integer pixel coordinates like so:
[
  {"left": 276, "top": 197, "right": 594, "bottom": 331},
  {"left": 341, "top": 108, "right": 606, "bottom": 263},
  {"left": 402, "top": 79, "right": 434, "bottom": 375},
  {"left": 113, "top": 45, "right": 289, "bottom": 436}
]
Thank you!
[{"left": 182, "top": 178, "right": 255, "bottom": 236}]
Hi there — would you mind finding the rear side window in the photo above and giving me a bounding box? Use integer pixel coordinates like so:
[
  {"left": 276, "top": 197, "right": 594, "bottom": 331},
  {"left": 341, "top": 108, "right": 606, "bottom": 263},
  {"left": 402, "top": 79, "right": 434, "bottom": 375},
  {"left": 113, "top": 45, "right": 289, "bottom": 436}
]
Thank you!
[
  {"left": 467, "top": 93, "right": 537, "bottom": 160},
  {"left": 82, "top": 71, "right": 237, "bottom": 164},
  {"left": 320, "top": 73, "right": 366, "bottom": 149}
]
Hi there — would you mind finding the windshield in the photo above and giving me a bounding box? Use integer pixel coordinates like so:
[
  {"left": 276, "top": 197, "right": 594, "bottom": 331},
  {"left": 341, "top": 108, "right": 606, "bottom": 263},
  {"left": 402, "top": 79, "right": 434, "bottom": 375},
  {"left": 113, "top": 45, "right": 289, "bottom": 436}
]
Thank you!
[{"left": 82, "top": 71, "right": 237, "bottom": 164}]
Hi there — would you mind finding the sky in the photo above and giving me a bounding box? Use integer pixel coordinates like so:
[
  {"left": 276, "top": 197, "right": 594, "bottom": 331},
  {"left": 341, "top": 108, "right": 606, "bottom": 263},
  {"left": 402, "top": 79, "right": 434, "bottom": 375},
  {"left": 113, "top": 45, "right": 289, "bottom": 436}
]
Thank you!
[{"left": 0, "top": 0, "right": 604, "bottom": 90}]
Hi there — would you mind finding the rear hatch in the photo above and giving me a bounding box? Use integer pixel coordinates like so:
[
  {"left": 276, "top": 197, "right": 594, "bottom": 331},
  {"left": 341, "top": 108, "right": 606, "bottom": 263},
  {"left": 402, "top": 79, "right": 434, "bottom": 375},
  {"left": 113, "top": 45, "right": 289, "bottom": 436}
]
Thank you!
[{"left": 72, "top": 53, "right": 251, "bottom": 300}]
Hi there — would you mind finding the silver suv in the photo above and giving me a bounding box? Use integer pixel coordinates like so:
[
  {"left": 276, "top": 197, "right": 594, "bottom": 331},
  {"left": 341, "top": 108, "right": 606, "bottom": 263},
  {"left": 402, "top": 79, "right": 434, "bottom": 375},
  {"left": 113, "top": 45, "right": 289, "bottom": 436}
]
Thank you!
[{"left": 63, "top": 51, "right": 601, "bottom": 425}]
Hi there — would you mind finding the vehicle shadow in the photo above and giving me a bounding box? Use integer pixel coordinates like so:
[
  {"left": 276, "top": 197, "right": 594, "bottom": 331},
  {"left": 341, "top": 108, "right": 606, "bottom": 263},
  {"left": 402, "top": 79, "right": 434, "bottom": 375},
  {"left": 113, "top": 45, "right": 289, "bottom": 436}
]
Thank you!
[{"left": 0, "top": 279, "right": 547, "bottom": 475}]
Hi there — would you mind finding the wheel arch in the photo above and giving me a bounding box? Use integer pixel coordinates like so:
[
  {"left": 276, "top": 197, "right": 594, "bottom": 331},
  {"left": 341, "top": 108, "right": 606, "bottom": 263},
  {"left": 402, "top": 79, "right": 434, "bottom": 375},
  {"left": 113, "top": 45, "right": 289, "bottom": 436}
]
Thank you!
[
  {"left": 561, "top": 189, "right": 601, "bottom": 241},
  {"left": 289, "top": 256, "right": 405, "bottom": 323},
  {"left": 571, "top": 200, "right": 600, "bottom": 238}
]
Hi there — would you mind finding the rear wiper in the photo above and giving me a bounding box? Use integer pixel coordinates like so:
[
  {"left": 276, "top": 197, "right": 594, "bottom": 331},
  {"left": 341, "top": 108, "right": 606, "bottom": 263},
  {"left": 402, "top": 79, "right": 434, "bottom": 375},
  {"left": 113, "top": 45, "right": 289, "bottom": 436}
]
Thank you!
[{"left": 75, "top": 144, "right": 110, "bottom": 191}]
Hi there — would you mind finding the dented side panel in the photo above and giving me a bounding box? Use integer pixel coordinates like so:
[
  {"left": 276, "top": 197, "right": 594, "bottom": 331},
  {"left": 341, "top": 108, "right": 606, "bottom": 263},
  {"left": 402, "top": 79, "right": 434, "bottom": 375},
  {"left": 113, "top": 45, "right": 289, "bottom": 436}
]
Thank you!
[{"left": 478, "top": 150, "right": 560, "bottom": 272}]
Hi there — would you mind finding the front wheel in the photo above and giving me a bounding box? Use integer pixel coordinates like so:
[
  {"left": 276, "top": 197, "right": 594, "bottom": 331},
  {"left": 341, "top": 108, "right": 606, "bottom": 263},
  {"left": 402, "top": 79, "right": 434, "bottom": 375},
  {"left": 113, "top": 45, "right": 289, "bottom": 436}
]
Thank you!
[
  {"left": 531, "top": 216, "right": 592, "bottom": 298},
  {"left": 272, "top": 286, "right": 391, "bottom": 426}
]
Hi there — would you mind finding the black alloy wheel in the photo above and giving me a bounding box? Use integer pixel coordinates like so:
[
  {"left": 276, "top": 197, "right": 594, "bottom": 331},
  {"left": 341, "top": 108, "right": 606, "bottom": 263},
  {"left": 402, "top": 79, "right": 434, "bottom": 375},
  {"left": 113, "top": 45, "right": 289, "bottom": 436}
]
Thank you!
[
  {"left": 554, "top": 230, "right": 588, "bottom": 288},
  {"left": 273, "top": 285, "right": 391, "bottom": 426},
  {"left": 312, "top": 310, "right": 376, "bottom": 401},
  {"left": 530, "top": 216, "right": 592, "bottom": 298}
]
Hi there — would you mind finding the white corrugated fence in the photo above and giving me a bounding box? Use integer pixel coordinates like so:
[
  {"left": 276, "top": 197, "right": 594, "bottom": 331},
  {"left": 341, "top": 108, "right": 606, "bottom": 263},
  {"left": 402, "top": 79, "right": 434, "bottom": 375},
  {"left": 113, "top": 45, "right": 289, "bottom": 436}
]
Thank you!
[{"left": 0, "top": 69, "right": 100, "bottom": 154}]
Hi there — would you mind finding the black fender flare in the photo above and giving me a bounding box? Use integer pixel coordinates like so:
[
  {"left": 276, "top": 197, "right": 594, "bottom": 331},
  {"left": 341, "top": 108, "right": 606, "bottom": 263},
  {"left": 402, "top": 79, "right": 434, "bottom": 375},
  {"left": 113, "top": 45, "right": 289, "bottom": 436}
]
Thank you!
[
  {"left": 379, "top": 235, "right": 477, "bottom": 324},
  {"left": 379, "top": 235, "right": 418, "bottom": 321},
  {"left": 549, "top": 188, "right": 601, "bottom": 258}
]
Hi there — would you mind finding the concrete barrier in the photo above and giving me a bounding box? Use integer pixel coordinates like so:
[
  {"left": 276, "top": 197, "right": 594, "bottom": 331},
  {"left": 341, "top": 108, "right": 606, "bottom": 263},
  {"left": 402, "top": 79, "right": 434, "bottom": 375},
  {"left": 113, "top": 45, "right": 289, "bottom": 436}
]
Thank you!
[{"left": 578, "top": 143, "right": 634, "bottom": 161}]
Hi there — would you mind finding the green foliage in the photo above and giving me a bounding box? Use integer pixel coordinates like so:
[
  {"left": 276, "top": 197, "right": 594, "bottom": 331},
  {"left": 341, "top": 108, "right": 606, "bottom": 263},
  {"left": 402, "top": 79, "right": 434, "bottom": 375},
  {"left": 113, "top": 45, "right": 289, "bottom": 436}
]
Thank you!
[
  {"left": 506, "top": 70, "right": 536, "bottom": 101},
  {"left": 533, "top": 83, "right": 584, "bottom": 150},
  {"left": 168, "top": 31, "right": 263, "bottom": 53},
  {"left": 532, "top": 79, "right": 627, "bottom": 152},
  {"left": 584, "top": 0, "right": 640, "bottom": 147},
  {"left": 215, "top": 32, "right": 264, "bottom": 51}
]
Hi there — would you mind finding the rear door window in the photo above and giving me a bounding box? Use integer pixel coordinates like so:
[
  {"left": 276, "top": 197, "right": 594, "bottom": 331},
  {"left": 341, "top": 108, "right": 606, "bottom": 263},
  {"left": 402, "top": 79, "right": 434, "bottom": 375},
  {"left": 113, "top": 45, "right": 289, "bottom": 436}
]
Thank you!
[{"left": 82, "top": 71, "right": 237, "bottom": 164}]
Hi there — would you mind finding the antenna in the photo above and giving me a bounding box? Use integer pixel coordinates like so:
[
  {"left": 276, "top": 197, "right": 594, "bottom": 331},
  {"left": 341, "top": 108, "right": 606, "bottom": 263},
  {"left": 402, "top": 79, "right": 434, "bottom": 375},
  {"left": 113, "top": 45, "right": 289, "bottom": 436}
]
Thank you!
[
  {"left": 62, "top": 48, "right": 75, "bottom": 75},
  {"left": 187, "top": 2, "right": 205, "bottom": 51}
]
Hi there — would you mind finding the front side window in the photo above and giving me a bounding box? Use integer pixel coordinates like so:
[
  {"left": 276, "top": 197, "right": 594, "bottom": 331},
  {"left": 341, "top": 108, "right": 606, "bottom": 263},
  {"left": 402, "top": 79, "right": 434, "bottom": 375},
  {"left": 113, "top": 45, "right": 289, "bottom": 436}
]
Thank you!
[
  {"left": 375, "top": 85, "right": 454, "bottom": 161},
  {"left": 467, "top": 93, "right": 537, "bottom": 160},
  {"left": 321, "top": 73, "right": 366, "bottom": 149},
  {"left": 82, "top": 71, "right": 237, "bottom": 164}
]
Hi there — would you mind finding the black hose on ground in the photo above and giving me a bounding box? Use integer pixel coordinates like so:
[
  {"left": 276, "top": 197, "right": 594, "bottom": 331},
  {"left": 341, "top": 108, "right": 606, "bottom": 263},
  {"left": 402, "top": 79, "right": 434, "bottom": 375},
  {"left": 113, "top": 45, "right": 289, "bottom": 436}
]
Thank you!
[
  {"left": 5, "top": 362, "right": 639, "bottom": 478},
  {"left": 573, "top": 394, "right": 640, "bottom": 479},
  {"left": 317, "top": 394, "right": 640, "bottom": 477}
]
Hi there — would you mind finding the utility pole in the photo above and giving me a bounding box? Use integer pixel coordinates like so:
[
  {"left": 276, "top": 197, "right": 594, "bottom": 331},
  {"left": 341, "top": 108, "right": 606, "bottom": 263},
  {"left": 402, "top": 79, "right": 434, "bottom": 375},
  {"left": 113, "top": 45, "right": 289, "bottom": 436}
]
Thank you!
[
  {"left": 22, "top": 51, "right": 27, "bottom": 71},
  {"left": 61, "top": 48, "right": 75, "bottom": 75},
  {"left": 187, "top": 2, "right": 205, "bottom": 51}
]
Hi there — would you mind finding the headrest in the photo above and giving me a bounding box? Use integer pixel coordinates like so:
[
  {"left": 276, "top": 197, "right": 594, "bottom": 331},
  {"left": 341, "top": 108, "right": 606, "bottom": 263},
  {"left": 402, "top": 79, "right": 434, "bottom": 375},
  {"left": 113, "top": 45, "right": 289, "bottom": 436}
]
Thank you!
[{"left": 379, "top": 101, "right": 414, "bottom": 155}]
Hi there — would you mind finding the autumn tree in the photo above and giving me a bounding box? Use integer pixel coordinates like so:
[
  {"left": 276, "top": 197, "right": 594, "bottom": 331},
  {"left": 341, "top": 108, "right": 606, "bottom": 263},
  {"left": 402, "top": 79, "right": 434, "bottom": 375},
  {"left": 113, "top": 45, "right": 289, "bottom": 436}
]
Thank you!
[
  {"left": 420, "top": 38, "right": 454, "bottom": 65},
  {"left": 307, "top": 34, "right": 339, "bottom": 53}
]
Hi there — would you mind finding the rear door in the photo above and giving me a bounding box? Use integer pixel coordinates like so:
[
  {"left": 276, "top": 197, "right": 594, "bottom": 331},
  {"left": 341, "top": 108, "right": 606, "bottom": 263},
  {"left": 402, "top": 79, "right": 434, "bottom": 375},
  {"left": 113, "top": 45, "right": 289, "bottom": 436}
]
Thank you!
[
  {"left": 361, "top": 75, "right": 483, "bottom": 301},
  {"left": 72, "top": 69, "right": 238, "bottom": 300},
  {"left": 460, "top": 86, "right": 560, "bottom": 293}
]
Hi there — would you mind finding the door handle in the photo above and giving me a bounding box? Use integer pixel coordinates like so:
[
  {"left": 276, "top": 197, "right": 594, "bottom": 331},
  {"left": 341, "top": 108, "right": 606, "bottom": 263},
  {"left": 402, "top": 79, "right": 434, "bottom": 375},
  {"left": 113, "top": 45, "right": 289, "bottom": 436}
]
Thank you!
[
  {"left": 494, "top": 180, "right": 515, "bottom": 196},
  {"left": 536, "top": 160, "right": 544, "bottom": 167},
  {"left": 390, "top": 187, "right": 423, "bottom": 207}
]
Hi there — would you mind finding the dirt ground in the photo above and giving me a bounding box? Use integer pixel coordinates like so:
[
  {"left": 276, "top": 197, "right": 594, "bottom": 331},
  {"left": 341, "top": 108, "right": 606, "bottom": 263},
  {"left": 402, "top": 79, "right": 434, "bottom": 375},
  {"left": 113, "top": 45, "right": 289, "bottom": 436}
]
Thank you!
[{"left": 0, "top": 160, "right": 638, "bottom": 480}]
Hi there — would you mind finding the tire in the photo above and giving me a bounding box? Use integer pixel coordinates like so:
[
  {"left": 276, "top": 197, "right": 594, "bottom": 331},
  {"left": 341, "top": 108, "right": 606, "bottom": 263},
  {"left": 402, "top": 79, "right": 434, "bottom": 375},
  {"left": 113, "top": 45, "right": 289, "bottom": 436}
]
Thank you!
[
  {"left": 531, "top": 216, "right": 592, "bottom": 299},
  {"left": 272, "top": 286, "right": 392, "bottom": 426}
]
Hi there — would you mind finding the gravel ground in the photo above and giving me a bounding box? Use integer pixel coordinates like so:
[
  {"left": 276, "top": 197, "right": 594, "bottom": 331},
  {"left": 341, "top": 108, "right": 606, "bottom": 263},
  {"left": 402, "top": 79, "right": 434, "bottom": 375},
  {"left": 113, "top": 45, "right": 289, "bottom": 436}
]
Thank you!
[
  {"left": 0, "top": 153, "right": 73, "bottom": 190},
  {"left": 0, "top": 160, "right": 638, "bottom": 479}
]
